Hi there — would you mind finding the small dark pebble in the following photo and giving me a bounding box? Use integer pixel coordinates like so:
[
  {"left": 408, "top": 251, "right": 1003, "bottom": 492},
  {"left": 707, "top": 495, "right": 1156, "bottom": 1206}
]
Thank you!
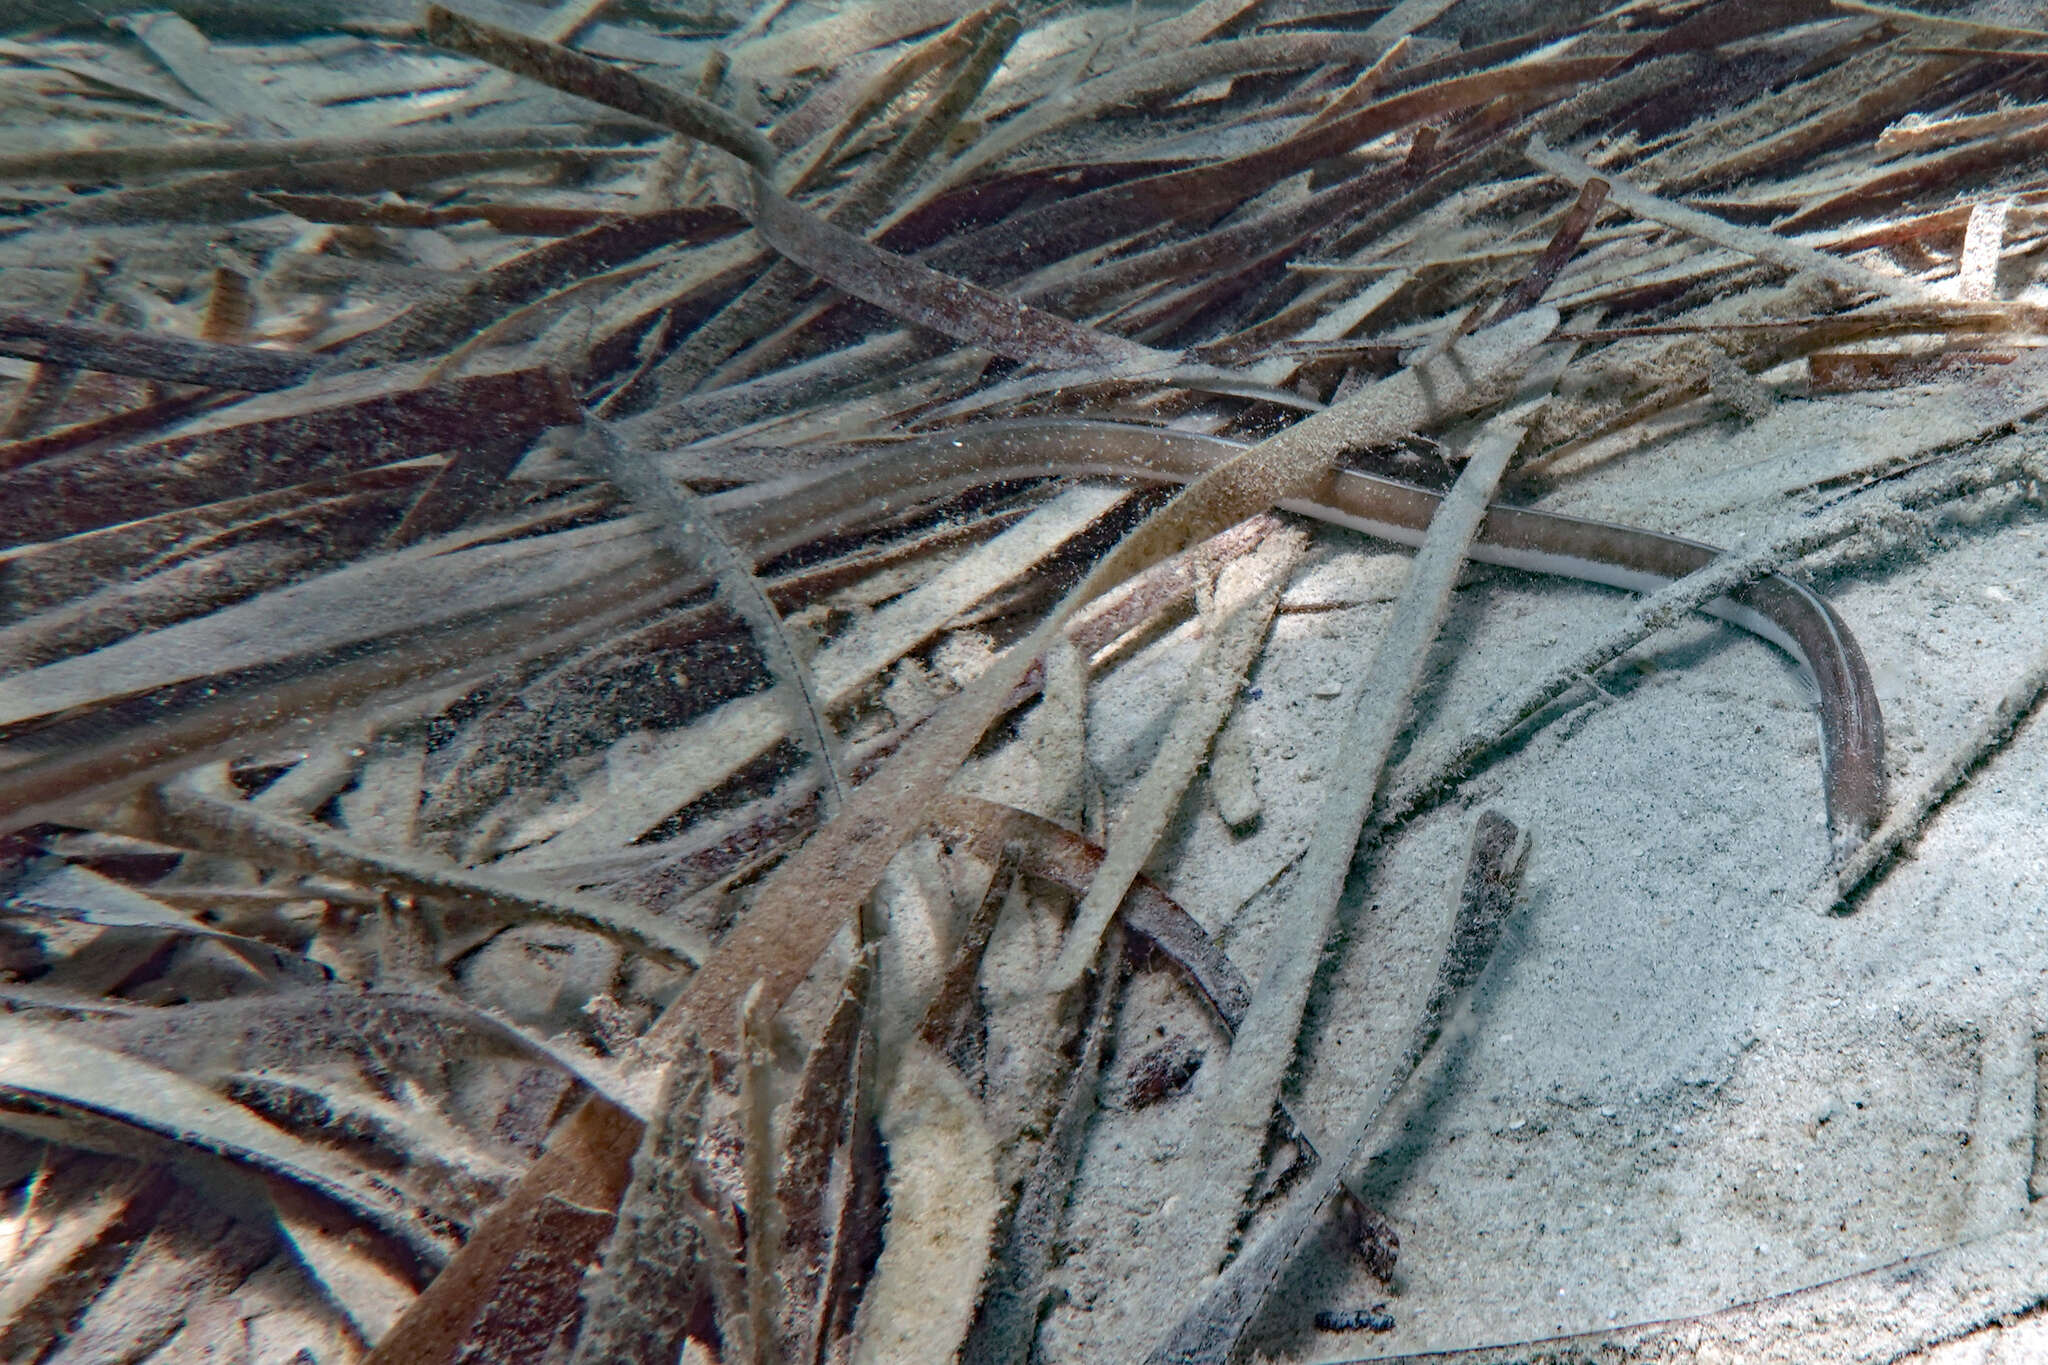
[
  {"left": 1124, "top": 1034, "right": 1203, "bottom": 1108},
  {"left": 1344, "top": 1197, "right": 1400, "bottom": 1282},
  {"left": 1315, "top": 1305, "right": 1396, "bottom": 1333}
]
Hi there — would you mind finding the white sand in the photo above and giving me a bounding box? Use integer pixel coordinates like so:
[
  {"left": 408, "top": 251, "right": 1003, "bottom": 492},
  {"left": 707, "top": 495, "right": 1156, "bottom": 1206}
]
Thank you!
[{"left": 1033, "top": 371, "right": 2048, "bottom": 1361}]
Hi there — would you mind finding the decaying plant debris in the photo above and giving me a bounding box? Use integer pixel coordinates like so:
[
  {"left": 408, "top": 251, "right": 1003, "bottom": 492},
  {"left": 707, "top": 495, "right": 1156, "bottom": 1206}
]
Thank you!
[{"left": 6, "top": 0, "right": 2048, "bottom": 1361}]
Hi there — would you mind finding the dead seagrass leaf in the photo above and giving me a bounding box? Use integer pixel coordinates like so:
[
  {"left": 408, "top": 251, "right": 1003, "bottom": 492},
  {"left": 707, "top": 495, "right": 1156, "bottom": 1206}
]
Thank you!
[
  {"left": 849, "top": 1041, "right": 999, "bottom": 1365},
  {"left": 0, "top": 1021, "right": 452, "bottom": 1268},
  {"left": 9, "top": 3, "right": 2037, "bottom": 1362}
]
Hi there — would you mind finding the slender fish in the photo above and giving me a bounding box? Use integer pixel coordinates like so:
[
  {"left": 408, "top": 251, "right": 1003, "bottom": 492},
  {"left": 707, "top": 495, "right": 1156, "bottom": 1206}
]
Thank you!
[
  {"left": 1, "top": 419, "right": 1884, "bottom": 842},
  {"left": 715, "top": 419, "right": 1886, "bottom": 842}
]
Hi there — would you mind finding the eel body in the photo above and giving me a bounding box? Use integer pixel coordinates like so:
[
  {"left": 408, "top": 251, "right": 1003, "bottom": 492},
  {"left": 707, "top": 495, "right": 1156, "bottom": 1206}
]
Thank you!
[
  {"left": 712, "top": 419, "right": 1885, "bottom": 843},
  {"left": 1, "top": 418, "right": 1884, "bottom": 844}
]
